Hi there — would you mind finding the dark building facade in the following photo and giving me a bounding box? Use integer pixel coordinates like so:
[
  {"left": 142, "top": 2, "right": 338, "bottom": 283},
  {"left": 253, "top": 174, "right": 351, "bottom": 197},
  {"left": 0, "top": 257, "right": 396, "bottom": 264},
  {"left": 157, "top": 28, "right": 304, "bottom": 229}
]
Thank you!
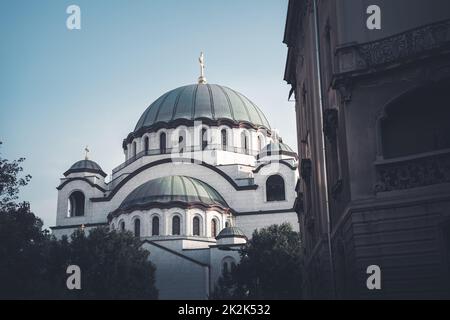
[{"left": 283, "top": 0, "right": 450, "bottom": 299}]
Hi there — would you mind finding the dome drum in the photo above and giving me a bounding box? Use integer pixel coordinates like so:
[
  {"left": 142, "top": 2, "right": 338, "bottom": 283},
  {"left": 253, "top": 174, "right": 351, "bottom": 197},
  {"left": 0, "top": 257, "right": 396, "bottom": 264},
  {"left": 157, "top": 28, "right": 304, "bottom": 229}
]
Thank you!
[{"left": 124, "top": 117, "right": 271, "bottom": 147}]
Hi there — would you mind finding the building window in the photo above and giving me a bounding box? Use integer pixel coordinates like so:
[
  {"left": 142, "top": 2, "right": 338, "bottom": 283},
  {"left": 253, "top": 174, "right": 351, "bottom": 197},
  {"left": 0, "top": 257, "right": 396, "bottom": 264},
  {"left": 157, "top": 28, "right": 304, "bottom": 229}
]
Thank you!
[
  {"left": 152, "top": 216, "right": 160, "bottom": 236},
  {"left": 324, "top": 20, "right": 334, "bottom": 87},
  {"left": 266, "top": 175, "right": 286, "bottom": 201},
  {"left": 172, "top": 216, "right": 180, "bottom": 235},
  {"left": 221, "top": 129, "right": 227, "bottom": 151},
  {"left": 211, "top": 219, "right": 218, "bottom": 238},
  {"left": 193, "top": 217, "right": 200, "bottom": 236},
  {"left": 68, "top": 191, "right": 85, "bottom": 217},
  {"left": 201, "top": 128, "right": 208, "bottom": 150},
  {"left": 222, "top": 257, "right": 236, "bottom": 275},
  {"left": 134, "top": 218, "right": 141, "bottom": 237},
  {"left": 257, "top": 136, "right": 263, "bottom": 152},
  {"left": 132, "top": 141, "right": 137, "bottom": 157},
  {"left": 178, "top": 130, "right": 186, "bottom": 154},
  {"left": 241, "top": 131, "right": 249, "bottom": 154},
  {"left": 144, "top": 136, "right": 149, "bottom": 152},
  {"left": 120, "top": 221, "right": 125, "bottom": 232},
  {"left": 225, "top": 221, "right": 230, "bottom": 228},
  {"left": 381, "top": 80, "right": 450, "bottom": 159},
  {"left": 223, "top": 262, "right": 229, "bottom": 274},
  {"left": 160, "top": 132, "right": 167, "bottom": 154}
]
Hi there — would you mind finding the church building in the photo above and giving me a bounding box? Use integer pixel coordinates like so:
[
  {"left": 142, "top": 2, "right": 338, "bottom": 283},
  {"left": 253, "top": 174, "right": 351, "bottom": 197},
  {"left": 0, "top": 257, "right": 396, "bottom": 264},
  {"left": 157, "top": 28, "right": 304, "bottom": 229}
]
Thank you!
[{"left": 51, "top": 55, "right": 299, "bottom": 299}]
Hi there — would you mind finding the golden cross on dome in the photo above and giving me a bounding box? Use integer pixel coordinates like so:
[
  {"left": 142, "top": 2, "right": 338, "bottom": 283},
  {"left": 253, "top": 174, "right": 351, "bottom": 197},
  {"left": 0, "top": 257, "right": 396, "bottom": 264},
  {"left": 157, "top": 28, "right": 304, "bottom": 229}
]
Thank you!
[{"left": 198, "top": 52, "right": 207, "bottom": 84}]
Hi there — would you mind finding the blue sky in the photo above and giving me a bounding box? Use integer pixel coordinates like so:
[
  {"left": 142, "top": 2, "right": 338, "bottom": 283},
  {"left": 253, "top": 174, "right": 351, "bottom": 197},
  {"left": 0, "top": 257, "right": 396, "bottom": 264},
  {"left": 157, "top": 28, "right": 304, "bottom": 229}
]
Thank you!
[{"left": 0, "top": 0, "right": 296, "bottom": 228}]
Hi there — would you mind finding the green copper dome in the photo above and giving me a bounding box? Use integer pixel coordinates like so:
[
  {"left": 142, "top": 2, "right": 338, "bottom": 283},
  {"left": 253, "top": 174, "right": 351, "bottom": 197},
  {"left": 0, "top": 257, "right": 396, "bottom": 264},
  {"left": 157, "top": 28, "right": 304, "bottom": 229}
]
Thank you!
[
  {"left": 216, "top": 227, "right": 247, "bottom": 240},
  {"left": 64, "top": 159, "right": 106, "bottom": 177},
  {"left": 257, "top": 142, "right": 297, "bottom": 160},
  {"left": 117, "top": 176, "right": 228, "bottom": 213},
  {"left": 134, "top": 84, "right": 271, "bottom": 131}
]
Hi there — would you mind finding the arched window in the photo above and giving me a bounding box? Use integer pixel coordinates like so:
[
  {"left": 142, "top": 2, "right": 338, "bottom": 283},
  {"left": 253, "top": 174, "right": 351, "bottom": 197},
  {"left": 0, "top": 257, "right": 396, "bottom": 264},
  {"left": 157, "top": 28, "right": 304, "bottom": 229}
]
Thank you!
[
  {"left": 381, "top": 80, "right": 450, "bottom": 159},
  {"left": 178, "top": 130, "right": 186, "bottom": 154},
  {"left": 241, "top": 131, "right": 249, "bottom": 154},
  {"left": 193, "top": 217, "right": 200, "bottom": 236},
  {"left": 144, "top": 136, "right": 149, "bottom": 153},
  {"left": 222, "top": 257, "right": 236, "bottom": 275},
  {"left": 221, "top": 129, "right": 227, "bottom": 151},
  {"left": 225, "top": 221, "right": 230, "bottom": 228},
  {"left": 223, "top": 262, "right": 229, "bottom": 274},
  {"left": 258, "top": 136, "right": 263, "bottom": 152},
  {"left": 120, "top": 221, "right": 125, "bottom": 232},
  {"left": 172, "top": 216, "right": 180, "bottom": 235},
  {"left": 132, "top": 141, "right": 137, "bottom": 157},
  {"left": 134, "top": 218, "right": 141, "bottom": 237},
  {"left": 201, "top": 128, "right": 208, "bottom": 150},
  {"left": 266, "top": 175, "right": 286, "bottom": 201},
  {"left": 211, "top": 219, "right": 218, "bottom": 238},
  {"left": 160, "top": 132, "right": 167, "bottom": 154},
  {"left": 152, "top": 216, "right": 160, "bottom": 236},
  {"left": 68, "top": 191, "right": 85, "bottom": 217}
]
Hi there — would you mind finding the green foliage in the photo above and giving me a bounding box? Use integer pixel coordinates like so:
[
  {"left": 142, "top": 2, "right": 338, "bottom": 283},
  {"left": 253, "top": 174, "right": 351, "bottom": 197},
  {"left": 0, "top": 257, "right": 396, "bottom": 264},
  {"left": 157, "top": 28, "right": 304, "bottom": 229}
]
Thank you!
[
  {"left": 0, "top": 141, "right": 31, "bottom": 211},
  {"left": 64, "top": 228, "right": 158, "bottom": 299},
  {"left": 0, "top": 143, "right": 158, "bottom": 299},
  {"left": 212, "top": 223, "right": 303, "bottom": 300}
]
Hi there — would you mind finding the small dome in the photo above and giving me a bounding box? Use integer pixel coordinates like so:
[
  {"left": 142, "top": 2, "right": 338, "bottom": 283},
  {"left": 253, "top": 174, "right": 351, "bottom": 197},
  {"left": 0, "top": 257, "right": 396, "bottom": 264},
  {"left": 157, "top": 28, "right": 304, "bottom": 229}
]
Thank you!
[
  {"left": 115, "top": 176, "right": 228, "bottom": 214},
  {"left": 257, "top": 142, "right": 297, "bottom": 160},
  {"left": 216, "top": 227, "right": 247, "bottom": 240},
  {"left": 134, "top": 84, "right": 271, "bottom": 133},
  {"left": 64, "top": 159, "right": 106, "bottom": 177}
]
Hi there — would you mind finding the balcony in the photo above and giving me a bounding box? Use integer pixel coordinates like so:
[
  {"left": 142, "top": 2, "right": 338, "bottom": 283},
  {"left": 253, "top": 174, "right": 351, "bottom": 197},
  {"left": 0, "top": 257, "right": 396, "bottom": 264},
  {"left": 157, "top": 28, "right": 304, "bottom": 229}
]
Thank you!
[
  {"left": 113, "top": 144, "right": 259, "bottom": 174},
  {"left": 334, "top": 19, "right": 450, "bottom": 77},
  {"left": 374, "top": 149, "right": 450, "bottom": 193}
]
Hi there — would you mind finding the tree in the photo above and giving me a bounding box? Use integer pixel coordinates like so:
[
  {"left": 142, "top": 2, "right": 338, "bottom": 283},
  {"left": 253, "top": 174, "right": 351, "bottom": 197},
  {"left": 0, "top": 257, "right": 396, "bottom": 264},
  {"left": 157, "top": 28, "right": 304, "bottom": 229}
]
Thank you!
[
  {"left": 213, "top": 223, "right": 303, "bottom": 300},
  {"left": 0, "top": 142, "right": 48, "bottom": 299},
  {"left": 62, "top": 227, "right": 158, "bottom": 299},
  {"left": 0, "top": 142, "right": 158, "bottom": 299},
  {"left": 0, "top": 141, "right": 31, "bottom": 212}
]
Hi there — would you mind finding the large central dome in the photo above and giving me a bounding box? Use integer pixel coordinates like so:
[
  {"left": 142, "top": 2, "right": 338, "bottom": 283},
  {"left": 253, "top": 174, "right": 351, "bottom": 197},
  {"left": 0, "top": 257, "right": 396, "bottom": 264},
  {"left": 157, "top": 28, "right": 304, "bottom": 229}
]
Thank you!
[{"left": 134, "top": 84, "right": 271, "bottom": 132}]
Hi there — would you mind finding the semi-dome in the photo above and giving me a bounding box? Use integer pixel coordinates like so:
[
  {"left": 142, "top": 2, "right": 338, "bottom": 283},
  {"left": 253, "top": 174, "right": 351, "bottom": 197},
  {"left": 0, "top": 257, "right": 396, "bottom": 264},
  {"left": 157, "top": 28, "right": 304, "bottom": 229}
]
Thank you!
[
  {"left": 216, "top": 227, "right": 247, "bottom": 240},
  {"left": 112, "top": 176, "right": 229, "bottom": 216},
  {"left": 64, "top": 159, "right": 106, "bottom": 177},
  {"left": 134, "top": 84, "right": 271, "bottom": 132},
  {"left": 257, "top": 142, "right": 297, "bottom": 160}
]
